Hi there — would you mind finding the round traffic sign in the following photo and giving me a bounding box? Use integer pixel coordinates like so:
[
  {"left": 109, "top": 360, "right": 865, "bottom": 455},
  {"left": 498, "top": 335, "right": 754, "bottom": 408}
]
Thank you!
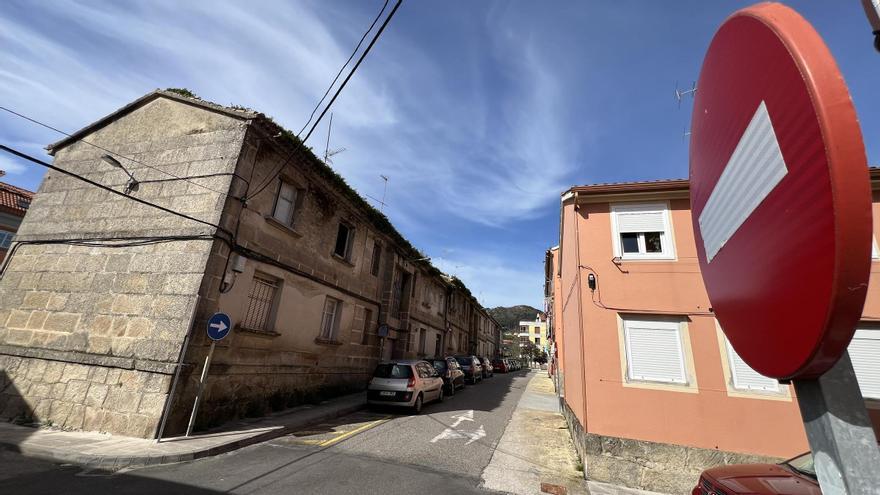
[
  {"left": 207, "top": 312, "right": 232, "bottom": 341},
  {"left": 689, "top": 3, "right": 873, "bottom": 379}
]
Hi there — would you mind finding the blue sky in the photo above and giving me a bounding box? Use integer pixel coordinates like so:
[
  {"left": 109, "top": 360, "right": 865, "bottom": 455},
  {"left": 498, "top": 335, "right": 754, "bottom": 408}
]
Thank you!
[{"left": 1, "top": 1, "right": 878, "bottom": 308}]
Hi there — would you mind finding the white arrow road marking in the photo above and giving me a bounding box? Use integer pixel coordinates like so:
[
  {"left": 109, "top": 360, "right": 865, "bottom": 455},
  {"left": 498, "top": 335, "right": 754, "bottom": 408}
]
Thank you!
[
  {"left": 431, "top": 428, "right": 465, "bottom": 442},
  {"left": 698, "top": 100, "right": 789, "bottom": 262},
  {"left": 450, "top": 410, "right": 474, "bottom": 428},
  {"left": 430, "top": 425, "right": 486, "bottom": 444},
  {"left": 210, "top": 321, "right": 228, "bottom": 332},
  {"left": 430, "top": 411, "right": 483, "bottom": 444},
  {"left": 464, "top": 425, "right": 485, "bottom": 445}
]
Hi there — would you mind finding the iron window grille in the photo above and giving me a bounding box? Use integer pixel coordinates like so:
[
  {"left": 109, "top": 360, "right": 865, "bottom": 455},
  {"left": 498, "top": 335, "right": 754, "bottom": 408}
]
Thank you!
[{"left": 242, "top": 273, "right": 279, "bottom": 332}]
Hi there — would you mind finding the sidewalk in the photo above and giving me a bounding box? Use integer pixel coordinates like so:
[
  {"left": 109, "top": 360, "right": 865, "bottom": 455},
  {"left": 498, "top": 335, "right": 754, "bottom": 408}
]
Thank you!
[
  {"left": 481, "top": 372, "right": 667, "bottom": 495},
  {"left": 0, "top": 391, "right": 365, "bottom": 471}
]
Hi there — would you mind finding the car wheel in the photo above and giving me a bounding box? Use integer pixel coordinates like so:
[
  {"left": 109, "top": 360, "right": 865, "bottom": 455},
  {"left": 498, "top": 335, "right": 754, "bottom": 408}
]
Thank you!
[
  {"left": 412, "top": 394, "right": 423, "bottom": 414},
  {"left": 438, "top": 387, "right": 444, "bottom": 403}
]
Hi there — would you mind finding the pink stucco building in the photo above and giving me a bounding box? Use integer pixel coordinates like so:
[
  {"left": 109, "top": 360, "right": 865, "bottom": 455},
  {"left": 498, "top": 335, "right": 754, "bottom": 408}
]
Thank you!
[{"left": 548, "top": 172, "right": 880, "bottom": 493}]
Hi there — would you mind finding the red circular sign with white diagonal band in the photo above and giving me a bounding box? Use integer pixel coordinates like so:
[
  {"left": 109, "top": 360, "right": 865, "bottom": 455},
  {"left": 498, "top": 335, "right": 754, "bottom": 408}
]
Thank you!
[{"left": 689, "top": 3, "right": 872, "bottom": 379}]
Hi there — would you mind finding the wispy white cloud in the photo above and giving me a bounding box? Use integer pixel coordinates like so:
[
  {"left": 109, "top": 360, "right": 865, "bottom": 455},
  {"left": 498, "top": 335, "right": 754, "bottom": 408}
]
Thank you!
[{"left": 432, "top": 250, "right": 544, "bottom": 309}]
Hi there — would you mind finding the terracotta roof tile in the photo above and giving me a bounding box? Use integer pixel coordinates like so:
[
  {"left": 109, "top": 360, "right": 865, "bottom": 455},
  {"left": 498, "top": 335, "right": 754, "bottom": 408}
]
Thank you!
[{"left": 0, "top": 182, "right": 34, "bottom": 215}]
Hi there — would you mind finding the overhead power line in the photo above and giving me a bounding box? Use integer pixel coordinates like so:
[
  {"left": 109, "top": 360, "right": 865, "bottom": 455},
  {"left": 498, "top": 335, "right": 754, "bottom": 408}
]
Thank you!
[
  {"left": 298, "top": 0, "right": 390, "bottom": 137},
  {"left": 0, "top": 106, "right": 242, "bottom": 198},
  {"left": 0, "top": 145, "right": 233, "bottom": 240},
  {"left": 246, "top": 0, "right": 403, "bottom": 201}
]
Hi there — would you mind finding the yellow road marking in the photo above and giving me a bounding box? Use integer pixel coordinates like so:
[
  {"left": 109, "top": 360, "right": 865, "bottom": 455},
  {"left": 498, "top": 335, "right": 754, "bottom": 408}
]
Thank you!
[{"left": 317, "top": 416, "right": 391, "bottom": 447}]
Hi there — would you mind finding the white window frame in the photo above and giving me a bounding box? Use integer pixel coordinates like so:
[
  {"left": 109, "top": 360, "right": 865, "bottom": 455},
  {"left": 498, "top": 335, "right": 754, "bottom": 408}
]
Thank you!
[
  {"left": 272, "top": 181, "right": 299, "bottom": 227},
  {"left": 610, "top": 202, "right": 676, "bottom": 260},
  {"left": 724, "top": 337, "right": 780, "bottom": 393},
  {"left": 623, "top": 318, "right": 687, "bottom": 384},
  {"left": 319, "top": 297, "right": 342, "bottom": 340},
  {"left": 849, "top": 327, "right": 880, "bottom": 400}
]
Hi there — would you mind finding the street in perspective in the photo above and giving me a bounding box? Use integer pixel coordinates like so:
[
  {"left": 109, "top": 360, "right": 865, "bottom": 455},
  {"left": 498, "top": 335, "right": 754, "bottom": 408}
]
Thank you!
[{"left": 2, "top": 1, "right": 880, "bottom": 495}]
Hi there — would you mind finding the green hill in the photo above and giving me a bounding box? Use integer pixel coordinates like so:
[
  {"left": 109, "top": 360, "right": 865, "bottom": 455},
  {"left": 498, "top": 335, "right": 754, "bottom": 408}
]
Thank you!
[{"left": 488, "top": 305, "right": 543, "bottom": 331}]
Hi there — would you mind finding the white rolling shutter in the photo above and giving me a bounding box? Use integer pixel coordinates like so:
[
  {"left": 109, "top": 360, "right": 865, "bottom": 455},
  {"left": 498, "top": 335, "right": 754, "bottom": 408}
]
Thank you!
[
  {"left": 616, "top": 210, "right": 666, "bottom": 233},
  {"left": 725, "top": 339, "right": 779, "bottom": 392},
  {"left": 849, "top": 329, "right": 880, "bottom": 399},
  {"left": 624, "top": 319, "right": 687, "bottom": 384}
]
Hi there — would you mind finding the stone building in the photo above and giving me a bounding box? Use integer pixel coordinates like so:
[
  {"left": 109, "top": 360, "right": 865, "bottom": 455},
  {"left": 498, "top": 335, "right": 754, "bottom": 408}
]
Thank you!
[
  {"left": 0, "top": 181, "right": 34, "bottom": 263},
  {"left": 0, "top": 90, "right": 499, "bottom": 438}
]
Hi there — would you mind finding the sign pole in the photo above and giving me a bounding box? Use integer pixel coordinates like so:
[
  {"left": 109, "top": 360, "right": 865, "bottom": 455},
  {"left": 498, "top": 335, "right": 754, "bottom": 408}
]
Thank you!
[
  {"left": 186, "top": 339, "right": 216, "bottom": 437},
  {"left": 155, "top": 295, "right": 200, "bottom": 442},
  {"left": 792, "top": 352, "right": 880, "bottom": 494}
]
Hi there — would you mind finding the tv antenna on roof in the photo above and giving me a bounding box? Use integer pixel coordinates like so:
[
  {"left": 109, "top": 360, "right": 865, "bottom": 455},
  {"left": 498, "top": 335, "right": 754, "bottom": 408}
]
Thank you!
[
  {"left": 323, "top": 113, "right": 346, "bottom": 165},
  {"left": 366, "top": 174, "right": 390, "bottom": 211},
  {"left": 674, "top": 81, "right": 697, "bottom": 109}
]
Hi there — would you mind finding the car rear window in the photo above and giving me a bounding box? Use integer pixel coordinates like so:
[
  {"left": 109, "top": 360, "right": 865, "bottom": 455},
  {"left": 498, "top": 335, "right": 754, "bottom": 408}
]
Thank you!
[
  {"left": 431, "top": 360, "right": 447, "bottom": 370},
  {"left": 373, "top": 364, "right": 413, "bottom": 378},
  {"left": 455, "top": 357, "right": 471, "bottom": 366}
]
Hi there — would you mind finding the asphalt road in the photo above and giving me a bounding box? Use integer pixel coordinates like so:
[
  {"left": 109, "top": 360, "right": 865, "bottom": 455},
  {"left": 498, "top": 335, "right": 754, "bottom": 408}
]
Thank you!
[{"left": 0, "top": 369, "right": 537, "bottom": 495}]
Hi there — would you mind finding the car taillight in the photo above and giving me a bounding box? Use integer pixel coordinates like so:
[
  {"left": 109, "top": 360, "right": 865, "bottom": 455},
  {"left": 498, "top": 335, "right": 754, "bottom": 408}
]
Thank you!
[{"left": 407, "top": 377, "right": 415, "bottom": 388}]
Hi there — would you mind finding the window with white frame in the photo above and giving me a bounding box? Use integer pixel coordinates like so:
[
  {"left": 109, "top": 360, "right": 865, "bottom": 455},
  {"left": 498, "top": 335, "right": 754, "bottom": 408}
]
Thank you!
[
  {"left": 723, "top": 337, "right": 780, "bottom": 392},
  {"left": 319, "top": 297, "right": 342, "bottom": 340},
  {"left": 611, "top": 203, "right": 675, "bottom": 260},
  {"left": 0, "top": 230, "right": 13, "bottom": 249},
  {"left": 272, "top": 181, "right": 300, "bottom": 227},
  {"left": 849, "top": 327, "right": 880, "bottom": 399},
  {"left": 872, "top": 237, "right": 878, "bottom": 260},
  {"left": 242, "top": 273, "right": 280, "bottom": 332},
  {"left": 623, "top": 318, "right": 687, "bottom": 384}
]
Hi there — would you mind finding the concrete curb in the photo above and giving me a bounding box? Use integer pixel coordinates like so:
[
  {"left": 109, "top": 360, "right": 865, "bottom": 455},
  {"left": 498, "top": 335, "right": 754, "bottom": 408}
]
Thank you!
[{"left": 1, "top": 399, "right": 366, "bottom": 471}]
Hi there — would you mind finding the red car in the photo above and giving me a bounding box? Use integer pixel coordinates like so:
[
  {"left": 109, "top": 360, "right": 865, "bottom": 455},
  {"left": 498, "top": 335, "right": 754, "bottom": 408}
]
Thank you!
[
  {"left": 694, "top": 451, "right": 820, "bottom": 495},
  {"left": 491, "top": 358, "right": 508, "bottom": 373}
]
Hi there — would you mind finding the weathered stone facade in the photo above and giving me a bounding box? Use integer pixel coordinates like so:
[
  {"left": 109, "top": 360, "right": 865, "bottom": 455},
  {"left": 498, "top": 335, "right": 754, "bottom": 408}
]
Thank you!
[
  {"left": 0, "top": 93, "right": 247, "bottom": 436},
  {"left": 561, "top": 402, "right": 781, "bottom": 494},
  {"left": 0, "top": 90, "right": 501, "bottom": 438}
]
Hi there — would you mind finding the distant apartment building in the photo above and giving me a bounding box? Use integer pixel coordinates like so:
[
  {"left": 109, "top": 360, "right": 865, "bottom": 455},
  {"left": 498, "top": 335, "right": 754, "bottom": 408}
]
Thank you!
[
  {"left": 548, "top": 175, "right": 880, "bottom": 493},
  {"left": 518, "top": 314, "right": 547, "bottom": 351},
  {"left": 0, "top": 181, "right": 33, "bottom": 264},
  {"left": 0, "top": 90, "right": 499, "bottom": 438}
]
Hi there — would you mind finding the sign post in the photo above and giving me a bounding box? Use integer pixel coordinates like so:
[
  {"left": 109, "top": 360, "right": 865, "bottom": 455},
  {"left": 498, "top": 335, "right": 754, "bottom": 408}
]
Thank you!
[
  {"left": 186, "top": 312, "right": 231, "bottom": 437},
  {"left": 690, "top": 4, "right": 880, "bottom": 493}
]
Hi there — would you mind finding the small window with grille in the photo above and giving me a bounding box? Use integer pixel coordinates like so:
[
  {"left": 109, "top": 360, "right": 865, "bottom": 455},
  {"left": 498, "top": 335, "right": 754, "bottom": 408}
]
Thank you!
[{"left": 242, "top": 272, "right": 280, "bottom": 332}]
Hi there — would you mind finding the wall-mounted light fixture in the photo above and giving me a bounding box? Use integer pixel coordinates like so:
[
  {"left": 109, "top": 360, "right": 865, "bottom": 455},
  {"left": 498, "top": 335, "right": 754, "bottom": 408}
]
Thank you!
[{"left": 101, "top": 154, "right": 139, "bottom": 194}]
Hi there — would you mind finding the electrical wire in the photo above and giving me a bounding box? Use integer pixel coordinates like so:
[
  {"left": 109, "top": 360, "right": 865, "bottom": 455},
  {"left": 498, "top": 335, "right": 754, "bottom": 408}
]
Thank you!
[
  {"left": 578, "top": 264, "right": 715, "bottom": 317},
  {"left": 0, "top": 106, "right": 244, "bottom": 198},
  {"left": 0, "top": 145, "right": 234, "bottom": 241},
  {"left": 0, "top": 234, "right": 215, "bottom": 278},
  {"left": 297, "top": 0, "right": 389, "bottom": 137},
  {"left": 246, "top": 0, "right": 403, "bottom": 201}
]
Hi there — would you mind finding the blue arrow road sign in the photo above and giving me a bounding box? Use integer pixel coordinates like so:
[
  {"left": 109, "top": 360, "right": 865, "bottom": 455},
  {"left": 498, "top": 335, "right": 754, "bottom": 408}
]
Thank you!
[{"left": 207, "top": 313, "right": 231, "bottom": 341}]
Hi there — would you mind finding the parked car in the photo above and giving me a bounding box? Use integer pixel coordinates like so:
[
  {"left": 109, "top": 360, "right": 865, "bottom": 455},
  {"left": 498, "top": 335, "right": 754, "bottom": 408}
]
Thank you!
[
  {"left": 509, "top": 359, "right": 520, "bottom": 371},
  {"left": 367, "top": 360, "right": 444, "bottom": 413},
  {"left": 491, "top": 358, "right": 508, "bottom": 373},
  {"left": 427, "top": 357, "right": 465, "bottom": 396},
  {"left": 455, "top": 355, "right": 483, "bottom": 384},
  {"left": 693, "top": 450, "right": 823, "bottom": 495},
  {"left": 480, "top": 357, "right": 494, "bottom": 378}
]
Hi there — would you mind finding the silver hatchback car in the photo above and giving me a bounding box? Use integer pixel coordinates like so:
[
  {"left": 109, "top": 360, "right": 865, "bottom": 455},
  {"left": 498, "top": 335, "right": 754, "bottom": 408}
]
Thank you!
[{"left": 367, "top": 360, "right": 445, "bottom": 413}]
